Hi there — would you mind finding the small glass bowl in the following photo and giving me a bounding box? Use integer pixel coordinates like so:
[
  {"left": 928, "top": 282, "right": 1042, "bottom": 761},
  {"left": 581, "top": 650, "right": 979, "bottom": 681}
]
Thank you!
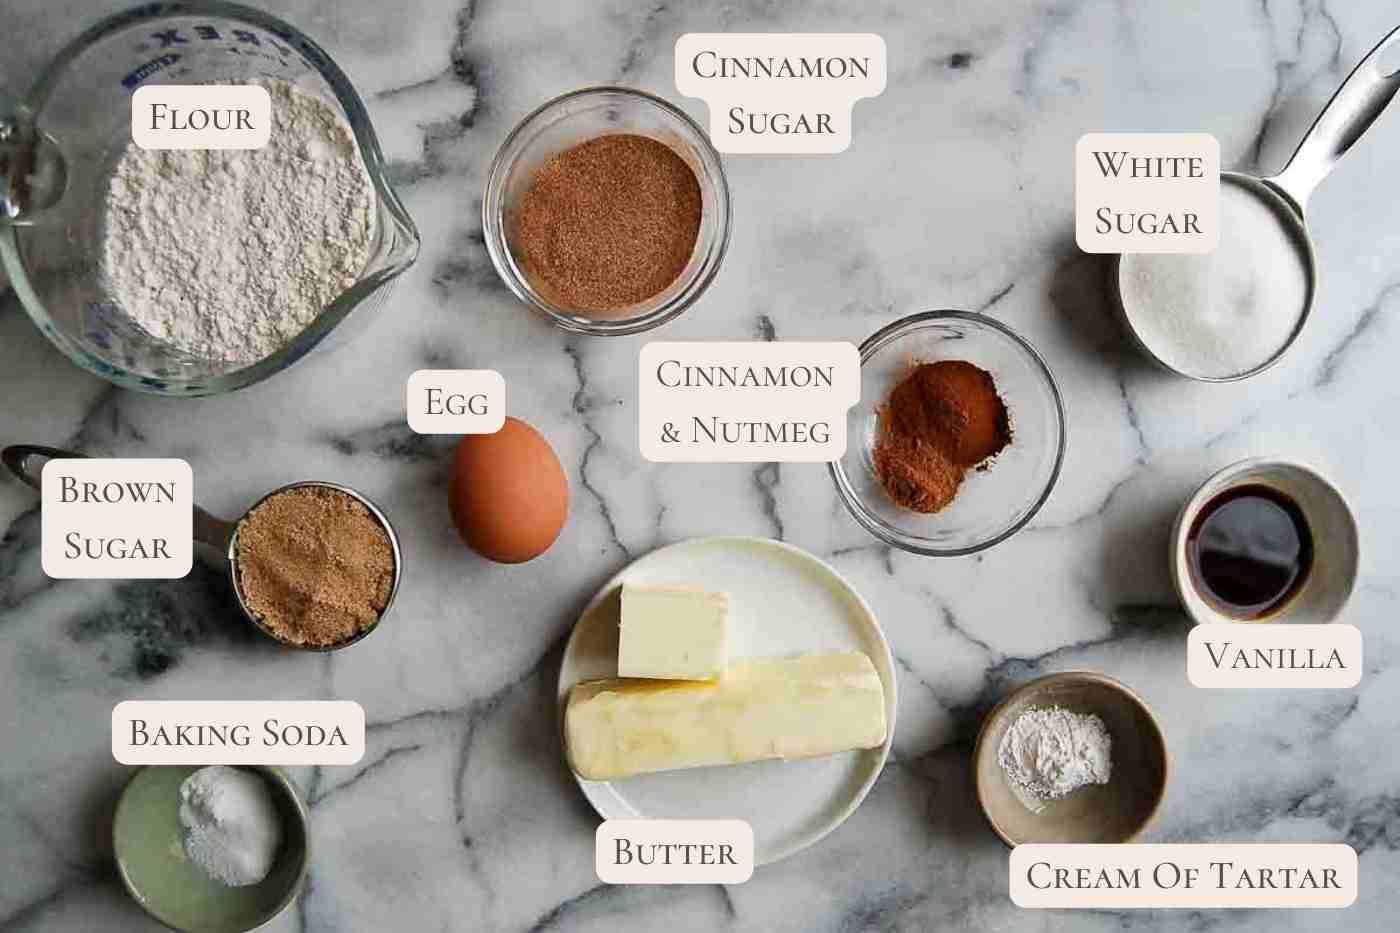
[
  {"left": 829, "top": 311, "right": 1066, "bottom": 556},
  {"left": 482, "top": 86, "right": 731, "bottom": 336}
]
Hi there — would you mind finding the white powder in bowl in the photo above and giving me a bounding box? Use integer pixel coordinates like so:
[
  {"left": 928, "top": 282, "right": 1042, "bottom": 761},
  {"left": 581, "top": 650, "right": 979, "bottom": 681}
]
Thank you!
[
  {"left": 1119, "top": 182, "right": 1308, "bottom": 379},
  {"left": 178, "top": 765, "right": 284, "bottom": 887},
  {"left": 997, "top": 706, "right": 1112, "bottom": 811},
  {"left": 101, "top": 79, "right": 376, "bottom": 366}
]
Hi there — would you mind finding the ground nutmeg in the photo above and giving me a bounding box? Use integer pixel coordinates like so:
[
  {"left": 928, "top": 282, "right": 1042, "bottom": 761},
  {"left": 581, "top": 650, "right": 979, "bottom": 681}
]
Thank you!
[
  {"left": 513, "top": 133, "right": 702, "bottom": 314},
  {"left": 873, "top": 360, "right": 1012, "bottom": 513}
]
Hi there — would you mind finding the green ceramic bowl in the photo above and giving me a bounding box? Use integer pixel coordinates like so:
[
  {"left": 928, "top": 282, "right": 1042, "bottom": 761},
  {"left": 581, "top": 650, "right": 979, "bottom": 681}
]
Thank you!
[{"left": 113, "top": 765, "right": 309, "bottom": 933}]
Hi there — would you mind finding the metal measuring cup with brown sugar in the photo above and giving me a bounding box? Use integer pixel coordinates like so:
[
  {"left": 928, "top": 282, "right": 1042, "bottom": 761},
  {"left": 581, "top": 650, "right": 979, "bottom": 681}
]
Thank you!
[{"left": 3, "top": 445, "right": 402, "bottom": 651}]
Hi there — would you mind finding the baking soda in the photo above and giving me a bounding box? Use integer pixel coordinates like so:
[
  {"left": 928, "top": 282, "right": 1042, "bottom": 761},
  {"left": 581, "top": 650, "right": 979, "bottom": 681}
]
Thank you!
[
  {"left": 1119, "top": 183, "right": 1308, "bottom": 378},
  {"left": 178, "top": 765, "right": 283, "bottom": 887}
]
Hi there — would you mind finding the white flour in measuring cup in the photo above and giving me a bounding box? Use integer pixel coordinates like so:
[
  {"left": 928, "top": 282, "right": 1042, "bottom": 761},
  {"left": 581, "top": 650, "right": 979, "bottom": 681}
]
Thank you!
[
  {"left": 101, "top": 79, "right": 375, "bottom": 366},
  {"left": 1118, "top": 183, "right": 1308, "bottom": 379}
]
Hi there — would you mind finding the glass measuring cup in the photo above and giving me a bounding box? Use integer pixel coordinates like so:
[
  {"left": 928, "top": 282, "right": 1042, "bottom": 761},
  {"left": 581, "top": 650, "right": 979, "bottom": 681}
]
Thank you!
[
  {"left": 2, "top": 444, "right": 403, "bottom": 651},
  {"left": 1113, "top": 24, "right": 1400, "bottom": 382},
  {"left": 0, "top": 1, "right": 419, "bottom": 396}
]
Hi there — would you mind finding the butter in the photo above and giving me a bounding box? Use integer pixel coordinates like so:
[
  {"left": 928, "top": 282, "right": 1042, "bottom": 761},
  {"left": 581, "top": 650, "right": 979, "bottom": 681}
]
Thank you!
[
  {"left": 565, "top": 651, "right": 887, "bottom": 781},
  {"left": 617, "top": 584, "right": 728, "bottom": 680}
]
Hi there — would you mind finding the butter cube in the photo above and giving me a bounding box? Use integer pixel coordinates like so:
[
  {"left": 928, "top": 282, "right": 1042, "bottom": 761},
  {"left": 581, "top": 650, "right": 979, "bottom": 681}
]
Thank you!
[
  {"left": 566, "top": 651, "right": 888, "bottom": 781},
  {"left": 617, "top": 584, "right": 728, "bottom": 680}
]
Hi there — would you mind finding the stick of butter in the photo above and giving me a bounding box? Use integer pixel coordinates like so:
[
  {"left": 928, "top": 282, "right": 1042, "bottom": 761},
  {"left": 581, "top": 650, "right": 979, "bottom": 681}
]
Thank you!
[
  {"left": 617, "top": 584, "right": 728, "bottom": 680},
  {"left": 565, "top": 651, "right": 887, "bottom": 781}
]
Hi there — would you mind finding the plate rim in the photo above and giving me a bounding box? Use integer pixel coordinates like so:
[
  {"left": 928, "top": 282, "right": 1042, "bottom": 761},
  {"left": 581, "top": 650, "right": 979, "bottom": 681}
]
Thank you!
[{"left": 556, "top": 534, "right": 897, "bottom": 866}]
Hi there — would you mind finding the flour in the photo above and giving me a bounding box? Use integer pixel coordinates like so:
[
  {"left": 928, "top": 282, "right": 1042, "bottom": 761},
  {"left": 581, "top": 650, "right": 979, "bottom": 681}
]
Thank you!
[
  {"left": 178, "top": 765, "right": 284, "bottom": 887},
  {"left": 102, "top": 79, "right": 375, "bottom": 366},
  {"left": 997, "top": 706, "right": 1112, "bottom": 810}
]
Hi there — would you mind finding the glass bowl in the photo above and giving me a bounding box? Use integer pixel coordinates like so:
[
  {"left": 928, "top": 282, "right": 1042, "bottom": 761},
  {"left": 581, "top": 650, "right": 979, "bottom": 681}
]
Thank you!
[
  {"left": 482, "top": 86, "right": 730, "bottom": 336},
  {"left": 0, "top": 2, "right": 420, "bottom": 396},
  {"left": 829, "top": 310, "right": 1066, "bottom": 556}
]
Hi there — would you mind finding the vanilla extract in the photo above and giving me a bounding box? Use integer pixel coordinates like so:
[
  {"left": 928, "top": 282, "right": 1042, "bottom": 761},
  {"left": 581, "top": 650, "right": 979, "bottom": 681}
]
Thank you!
[{"left": 1187, "top": 484, "right": 1312, "bottom": 619}]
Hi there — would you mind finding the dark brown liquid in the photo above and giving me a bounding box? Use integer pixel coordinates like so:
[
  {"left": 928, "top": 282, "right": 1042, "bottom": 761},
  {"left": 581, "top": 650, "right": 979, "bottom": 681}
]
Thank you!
[{"left": 1186, "top": 484, "right": 1312, "bottom": 619}]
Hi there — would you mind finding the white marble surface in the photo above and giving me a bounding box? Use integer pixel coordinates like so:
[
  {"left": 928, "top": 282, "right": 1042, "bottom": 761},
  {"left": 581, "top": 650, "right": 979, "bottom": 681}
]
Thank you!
[{"left": 3, "top": 1, "right": 1400, "bottom": 930}]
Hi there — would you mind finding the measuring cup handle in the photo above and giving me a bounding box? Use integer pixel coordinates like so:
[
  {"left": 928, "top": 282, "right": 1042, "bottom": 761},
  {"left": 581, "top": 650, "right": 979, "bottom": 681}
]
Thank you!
[
  {"left": 193, "top": 506, "right": 237, "bottom": 553},
  {"left": 1271, "top": 24, "right": 1400, "bottom": 211},
  {"left": 2, "top": 443, "right": 237, "bottom": 551},
  {"left": 1, "top": 444, "right": 86, "bottom": 491}
]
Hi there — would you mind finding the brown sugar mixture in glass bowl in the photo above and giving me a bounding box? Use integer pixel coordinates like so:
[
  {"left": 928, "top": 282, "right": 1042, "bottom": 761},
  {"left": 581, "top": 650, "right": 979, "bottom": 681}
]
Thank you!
[{"left": 514, "top": 133, "right": 702, "bottom": 314}]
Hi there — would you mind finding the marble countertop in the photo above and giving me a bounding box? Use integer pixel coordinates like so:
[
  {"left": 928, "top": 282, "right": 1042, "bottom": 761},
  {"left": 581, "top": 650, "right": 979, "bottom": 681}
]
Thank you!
[{"left": 3, "top": 1, "right": 1399, "bottom": 930}]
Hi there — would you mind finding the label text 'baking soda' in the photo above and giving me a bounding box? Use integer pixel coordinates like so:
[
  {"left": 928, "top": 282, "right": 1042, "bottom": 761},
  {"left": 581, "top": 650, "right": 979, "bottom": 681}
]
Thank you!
[{"left": 113, "top": 701, "right": 365, "bottom": 765}]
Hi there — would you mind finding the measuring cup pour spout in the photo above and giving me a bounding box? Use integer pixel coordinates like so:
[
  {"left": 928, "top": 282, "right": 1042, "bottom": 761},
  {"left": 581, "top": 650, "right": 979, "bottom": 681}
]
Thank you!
[{"left": 1268, "top": 24, "right": 1400, "bottom": 215}]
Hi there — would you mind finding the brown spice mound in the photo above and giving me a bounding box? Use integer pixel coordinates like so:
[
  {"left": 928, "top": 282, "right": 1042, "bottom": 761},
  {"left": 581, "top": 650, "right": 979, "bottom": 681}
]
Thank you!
[
  {"left": 514, "top": 133, "right": 702, "bottom": 313},
  {"left": 235, "top": 486, "right": 395, "bottom": 647},
  {"left": 873, "top": 436, "right": 964, "bottom": 513},
  {"left": 874, "top": 360, "right": 1011, "bottom": 514}
]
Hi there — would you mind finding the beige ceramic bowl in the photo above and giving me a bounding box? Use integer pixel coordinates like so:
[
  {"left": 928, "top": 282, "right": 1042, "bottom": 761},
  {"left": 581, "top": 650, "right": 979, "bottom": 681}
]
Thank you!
[{"left": 973, "top": 672, "right": 1168, "bottom": 846}]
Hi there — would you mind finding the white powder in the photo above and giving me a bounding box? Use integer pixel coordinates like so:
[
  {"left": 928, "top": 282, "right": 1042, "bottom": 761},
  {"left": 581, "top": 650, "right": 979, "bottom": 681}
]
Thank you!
[
  {"left": 102, "top": 79, "right": 375, "bottom": 366},
  {"left": 1119, "top": 183, "right": 1308, "bottom": 378},
  {"left": 998, "top": 706, "right": 1112, "bottom": 811},
  {"left": 178, "top": 765, "right": 284, "bottom": 887}
]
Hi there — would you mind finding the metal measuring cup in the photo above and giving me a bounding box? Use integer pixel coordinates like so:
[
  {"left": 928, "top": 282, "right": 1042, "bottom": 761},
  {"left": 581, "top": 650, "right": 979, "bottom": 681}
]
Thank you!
[
  {"left": 2, "top": 445, "right": 402, "bottom": 651},
  {"left": 1112, "top": 24, "right": 1400, "bottom": 382}
]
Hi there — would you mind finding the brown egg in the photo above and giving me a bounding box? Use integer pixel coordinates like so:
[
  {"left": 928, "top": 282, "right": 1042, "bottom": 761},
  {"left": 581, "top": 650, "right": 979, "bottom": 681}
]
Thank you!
[{"left": 449, "top": 417, "right": 568, "bottom": 563}]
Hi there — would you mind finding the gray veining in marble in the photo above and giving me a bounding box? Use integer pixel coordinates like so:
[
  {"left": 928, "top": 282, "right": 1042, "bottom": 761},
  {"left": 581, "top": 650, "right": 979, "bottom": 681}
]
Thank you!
[{"left": 2, "top": 1, "right": 1399, "bottom": 930}]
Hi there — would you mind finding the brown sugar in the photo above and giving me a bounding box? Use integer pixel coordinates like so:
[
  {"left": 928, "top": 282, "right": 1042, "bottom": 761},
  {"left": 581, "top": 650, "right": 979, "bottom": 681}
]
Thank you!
[
  {"left": 513, "top": 133, "right": 702, "bottom": 313},
  {"left": 874, "top": 360, "right": 1011, "bottom": 514},
  {"left": 235, "top": 486, "right": 395, "bottom": 648}
]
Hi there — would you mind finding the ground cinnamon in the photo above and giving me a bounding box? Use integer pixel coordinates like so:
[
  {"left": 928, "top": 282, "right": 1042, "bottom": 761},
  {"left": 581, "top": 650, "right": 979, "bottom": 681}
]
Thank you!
[
  {"left": 514, "top": 133, "right": 702, "bottom": 313},
  {"left": 235, "top": 486, "right": 395, "bottom": 647},
  {"left": 873, "top": 360, "right": 1011, "bottom": 513}
]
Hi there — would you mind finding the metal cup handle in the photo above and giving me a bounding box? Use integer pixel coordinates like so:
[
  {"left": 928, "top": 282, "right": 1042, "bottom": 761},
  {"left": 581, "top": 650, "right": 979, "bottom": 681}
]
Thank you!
[
  {"left": 1, "top": 443, "right": 237, "bottom": 552},
  {"left": 1270, "top": 24, "right": 1400, "bottom": 212}
]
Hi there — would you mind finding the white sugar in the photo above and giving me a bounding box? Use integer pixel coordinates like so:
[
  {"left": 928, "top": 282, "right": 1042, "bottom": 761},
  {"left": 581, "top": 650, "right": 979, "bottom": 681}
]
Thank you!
[{"left": 1119, "top": 183, "right": 1308, "bottom": 379}]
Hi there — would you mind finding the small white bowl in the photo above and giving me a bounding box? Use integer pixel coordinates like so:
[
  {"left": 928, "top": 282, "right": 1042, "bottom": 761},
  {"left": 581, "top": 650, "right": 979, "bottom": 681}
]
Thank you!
[{"left": 1170, "top": 458, "right": 1358, "bottom": 624}]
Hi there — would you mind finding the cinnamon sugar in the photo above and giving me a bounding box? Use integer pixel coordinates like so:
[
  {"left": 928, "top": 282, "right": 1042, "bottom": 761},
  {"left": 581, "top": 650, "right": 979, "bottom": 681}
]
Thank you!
[
  {"left": 513, "top": 133, "right": 702, "bottom": 313},
  {"left": 235, "top": 486, "right": 395, "bottom": 647}
]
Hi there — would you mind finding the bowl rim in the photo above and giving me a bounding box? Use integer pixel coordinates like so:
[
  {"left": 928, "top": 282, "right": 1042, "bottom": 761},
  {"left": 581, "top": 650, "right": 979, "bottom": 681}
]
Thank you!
[
  {"left": 113, "top": 764, "right": 311, "bottom": 933},
  {"left": 971, "top": 670, "right": 1170, "bottom": 847},
  {"left": 1167, "top": 456, "right": 1359, "bottom": 625},
  {"left": 828, "top": 309, "right": 1067, "bottom": 557},
  {"left": 480, "top": 84, "right": 732, "bottom": 337}
]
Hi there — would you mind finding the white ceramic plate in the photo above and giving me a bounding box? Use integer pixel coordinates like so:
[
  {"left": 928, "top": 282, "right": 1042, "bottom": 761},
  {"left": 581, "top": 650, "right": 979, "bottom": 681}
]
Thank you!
[{"left": 557, "top": 536, "right": 897, "bottom": 865}]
